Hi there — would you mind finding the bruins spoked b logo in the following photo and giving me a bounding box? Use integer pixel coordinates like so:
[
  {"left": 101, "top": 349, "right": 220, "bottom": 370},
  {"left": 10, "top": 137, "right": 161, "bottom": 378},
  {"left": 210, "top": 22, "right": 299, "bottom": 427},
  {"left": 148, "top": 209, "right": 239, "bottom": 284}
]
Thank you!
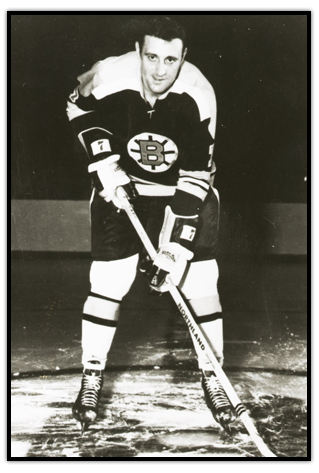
[{"left": 127, "top": 132, "right": 178, "bottom": 172}]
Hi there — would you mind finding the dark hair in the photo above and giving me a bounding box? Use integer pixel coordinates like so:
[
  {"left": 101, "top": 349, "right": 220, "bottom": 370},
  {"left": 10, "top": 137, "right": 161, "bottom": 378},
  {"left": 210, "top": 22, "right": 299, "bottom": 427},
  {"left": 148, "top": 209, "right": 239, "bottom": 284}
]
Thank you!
[{"left": 137, "top": 16, "right": 186, "bottom": 51}]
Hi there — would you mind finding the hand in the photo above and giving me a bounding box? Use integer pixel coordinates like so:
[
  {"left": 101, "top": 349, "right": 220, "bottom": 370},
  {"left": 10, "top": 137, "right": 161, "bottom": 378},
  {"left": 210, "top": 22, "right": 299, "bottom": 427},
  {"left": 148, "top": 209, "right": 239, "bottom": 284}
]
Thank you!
[
  {"left": 89, "top": 156, "right": 136, "bottom": 208},
  {"left": 148, "top": 242, "right": 193, "bottom": 292}
]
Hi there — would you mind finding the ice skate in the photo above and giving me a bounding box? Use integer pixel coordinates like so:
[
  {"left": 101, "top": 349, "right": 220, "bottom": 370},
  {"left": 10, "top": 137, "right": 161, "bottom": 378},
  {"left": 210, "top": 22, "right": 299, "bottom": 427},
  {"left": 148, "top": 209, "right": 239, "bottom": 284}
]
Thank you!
[
  {"left": 202, "top": 370, "right": 236, "bottom": 433},
  {"left": 72, "top": 368, "right": 103, "bottom": 433}
]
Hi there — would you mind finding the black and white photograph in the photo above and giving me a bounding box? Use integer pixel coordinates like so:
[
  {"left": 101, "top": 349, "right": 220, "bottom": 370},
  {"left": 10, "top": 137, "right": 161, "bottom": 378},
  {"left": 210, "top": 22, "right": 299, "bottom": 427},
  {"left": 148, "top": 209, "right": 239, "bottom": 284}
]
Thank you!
[{"left": 10, "top": 11, "right": 308, "bottom": 459}]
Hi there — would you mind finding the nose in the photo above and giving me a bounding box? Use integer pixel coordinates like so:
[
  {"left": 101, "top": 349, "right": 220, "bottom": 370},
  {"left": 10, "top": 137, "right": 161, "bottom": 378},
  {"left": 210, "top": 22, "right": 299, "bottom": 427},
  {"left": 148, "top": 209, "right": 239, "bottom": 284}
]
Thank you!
[{"left": 155, "top": 60, "right": 167, "bottom": 77}]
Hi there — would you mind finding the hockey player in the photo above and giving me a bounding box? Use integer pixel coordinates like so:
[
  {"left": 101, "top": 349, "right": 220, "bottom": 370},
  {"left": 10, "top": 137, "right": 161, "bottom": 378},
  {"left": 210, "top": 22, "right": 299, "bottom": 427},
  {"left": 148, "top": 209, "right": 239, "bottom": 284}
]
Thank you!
[{"left": 67, "top": 16, "right": 235, "bottom": 433}]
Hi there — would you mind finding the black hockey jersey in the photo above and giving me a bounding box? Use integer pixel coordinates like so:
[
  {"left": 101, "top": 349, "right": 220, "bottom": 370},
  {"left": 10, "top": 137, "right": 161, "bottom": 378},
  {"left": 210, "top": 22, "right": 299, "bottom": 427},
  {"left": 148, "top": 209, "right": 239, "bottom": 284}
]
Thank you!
[{"left": 67, "top": 51, "right": 217, "bottom": 215}]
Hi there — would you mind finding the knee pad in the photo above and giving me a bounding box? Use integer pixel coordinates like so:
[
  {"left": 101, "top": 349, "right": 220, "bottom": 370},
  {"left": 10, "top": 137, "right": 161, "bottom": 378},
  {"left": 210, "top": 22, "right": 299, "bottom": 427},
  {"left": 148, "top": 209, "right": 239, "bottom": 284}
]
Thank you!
[
  {"left": 83, "top": 254, "right": 139, "bottom": 321},
  {"left": 89, "top": 254, "right": 139, "bottom": 300},
  {"left": 179, "top": 259, "right": 222, "bottom": 315}
]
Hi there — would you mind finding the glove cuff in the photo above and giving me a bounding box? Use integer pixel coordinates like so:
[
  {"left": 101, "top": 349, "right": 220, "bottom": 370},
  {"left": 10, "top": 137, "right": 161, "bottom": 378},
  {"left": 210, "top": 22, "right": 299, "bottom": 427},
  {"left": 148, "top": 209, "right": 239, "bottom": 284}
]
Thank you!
[
  {"left": 159, "top": 206, "right": 198, "bottom": 253},
  {"left": 88, "top": 154, "right": 120, "bottom": 173}
]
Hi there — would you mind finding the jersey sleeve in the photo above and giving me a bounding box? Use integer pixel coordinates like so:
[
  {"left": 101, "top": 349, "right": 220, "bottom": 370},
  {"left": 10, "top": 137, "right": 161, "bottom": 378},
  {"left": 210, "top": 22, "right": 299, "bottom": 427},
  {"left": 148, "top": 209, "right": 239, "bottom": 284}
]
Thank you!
[
  {"left": 170, "top": 88, "right": 217, "bottom": 218},
  {"left": 66, "top": 63, "right": 118, "bottom": 167}
]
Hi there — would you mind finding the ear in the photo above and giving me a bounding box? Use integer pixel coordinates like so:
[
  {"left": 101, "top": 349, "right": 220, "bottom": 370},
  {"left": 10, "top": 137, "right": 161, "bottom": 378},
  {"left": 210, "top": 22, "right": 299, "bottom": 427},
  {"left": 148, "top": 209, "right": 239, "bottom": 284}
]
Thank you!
[
  {"left": 135, "top": 41, "right": 140, "bottom": 56},
  {"left": 182, "top": 47, "right": 188, "bottom": 62}
]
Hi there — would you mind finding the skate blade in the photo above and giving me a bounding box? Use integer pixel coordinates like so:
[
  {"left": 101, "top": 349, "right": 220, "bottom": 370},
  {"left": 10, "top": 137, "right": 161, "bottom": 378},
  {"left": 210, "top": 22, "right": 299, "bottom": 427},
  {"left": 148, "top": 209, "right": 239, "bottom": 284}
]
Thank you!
[
  {"left": 220, "top": 420, "right": 233, "bottom": 435},
  {"left": 80, "top": 421, "right": 89, "bottom": 436}
]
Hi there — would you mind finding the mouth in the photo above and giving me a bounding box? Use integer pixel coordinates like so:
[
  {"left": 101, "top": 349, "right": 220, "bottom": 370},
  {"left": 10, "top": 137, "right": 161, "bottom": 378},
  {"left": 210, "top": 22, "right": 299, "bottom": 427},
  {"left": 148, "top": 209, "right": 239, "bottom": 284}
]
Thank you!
[{"left": 152, "top": 77, "right": 166, "bottom": 84}]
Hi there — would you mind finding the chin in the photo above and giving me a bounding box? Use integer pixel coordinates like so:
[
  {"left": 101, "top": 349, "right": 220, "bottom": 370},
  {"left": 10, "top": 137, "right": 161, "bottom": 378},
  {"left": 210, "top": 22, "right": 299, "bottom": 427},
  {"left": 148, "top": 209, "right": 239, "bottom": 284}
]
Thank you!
[
  {"left": 151, "top": 83, "right": 170, "bottom": 95},
  {"left": 152, "top": 87, "right": 166, "bottom": 95}
]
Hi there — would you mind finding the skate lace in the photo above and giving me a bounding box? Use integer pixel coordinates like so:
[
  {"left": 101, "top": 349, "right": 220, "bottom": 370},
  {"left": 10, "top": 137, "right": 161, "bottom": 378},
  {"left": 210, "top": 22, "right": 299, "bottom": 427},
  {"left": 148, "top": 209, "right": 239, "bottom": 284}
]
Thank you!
[
  {"left": 80, "top": 372, "right": 102, "bottom": 408},
  {"left": 204, "top": 375, "right": 231, "bottom": 411}
]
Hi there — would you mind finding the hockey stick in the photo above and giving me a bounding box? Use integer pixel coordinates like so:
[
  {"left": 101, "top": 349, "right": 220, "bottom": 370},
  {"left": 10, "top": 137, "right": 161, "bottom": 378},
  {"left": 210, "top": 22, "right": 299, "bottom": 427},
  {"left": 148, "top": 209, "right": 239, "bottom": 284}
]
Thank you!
[{"left": 116, "top": 186, "right": 277, "bottom": 458}]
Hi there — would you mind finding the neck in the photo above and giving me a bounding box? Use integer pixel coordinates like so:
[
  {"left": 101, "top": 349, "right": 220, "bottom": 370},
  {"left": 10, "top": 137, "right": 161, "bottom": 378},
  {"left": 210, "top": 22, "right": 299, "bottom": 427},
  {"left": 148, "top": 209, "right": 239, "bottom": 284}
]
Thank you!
[
  {"left": 144, "top": 94, "right": 157, "bottom": 107},
  {"left": 141, "top": 80, "right": 158, "bottom": 107}
]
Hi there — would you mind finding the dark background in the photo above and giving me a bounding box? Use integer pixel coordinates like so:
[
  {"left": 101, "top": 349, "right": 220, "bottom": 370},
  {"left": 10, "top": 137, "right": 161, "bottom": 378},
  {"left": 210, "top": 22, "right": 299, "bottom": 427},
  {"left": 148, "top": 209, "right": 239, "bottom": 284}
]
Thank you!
[{"left": 11, "top": 13, "right": 308, "bottom": 203}]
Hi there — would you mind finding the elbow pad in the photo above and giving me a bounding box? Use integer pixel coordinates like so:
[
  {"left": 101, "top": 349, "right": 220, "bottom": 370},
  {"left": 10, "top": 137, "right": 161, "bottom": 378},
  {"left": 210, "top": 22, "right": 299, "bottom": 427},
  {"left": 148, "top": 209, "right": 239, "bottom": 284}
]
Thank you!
[{"left": 78, "top": 127, "right": 114, "bottom": 165}]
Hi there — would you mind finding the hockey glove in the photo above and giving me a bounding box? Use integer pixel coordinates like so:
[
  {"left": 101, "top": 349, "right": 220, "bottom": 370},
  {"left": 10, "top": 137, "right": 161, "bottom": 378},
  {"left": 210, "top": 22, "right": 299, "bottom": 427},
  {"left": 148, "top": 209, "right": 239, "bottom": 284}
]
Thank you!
[
  {"left": 148, "top": 243, "right": 193, "bottom": 292},
  {"left": 148, "top": 206, "right": 198, "bottom": 292},
  {"left": 89, "top": 155, "right": 136, "bottom": 209}
]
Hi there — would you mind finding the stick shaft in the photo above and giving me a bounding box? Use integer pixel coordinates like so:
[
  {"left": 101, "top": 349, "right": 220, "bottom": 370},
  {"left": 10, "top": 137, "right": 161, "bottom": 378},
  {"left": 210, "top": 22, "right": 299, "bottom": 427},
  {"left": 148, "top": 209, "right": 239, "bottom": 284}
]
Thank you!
[{"left": 116, "top": 187, "right": 276, "bottom": 457}]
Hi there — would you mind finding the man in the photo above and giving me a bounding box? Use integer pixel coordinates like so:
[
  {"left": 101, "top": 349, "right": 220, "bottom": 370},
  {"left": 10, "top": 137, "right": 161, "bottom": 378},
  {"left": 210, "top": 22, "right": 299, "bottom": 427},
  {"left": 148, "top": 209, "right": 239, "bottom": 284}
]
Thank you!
[{"left": 67, "top": 16, "right": 235, "bottom": 433}]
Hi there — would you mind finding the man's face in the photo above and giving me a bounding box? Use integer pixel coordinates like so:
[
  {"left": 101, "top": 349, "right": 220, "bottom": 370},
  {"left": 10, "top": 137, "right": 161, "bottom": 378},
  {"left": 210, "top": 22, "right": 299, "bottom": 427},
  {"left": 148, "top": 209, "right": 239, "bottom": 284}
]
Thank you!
[{"left": 137, "top": 35, "right": 186, "bottom": 101}]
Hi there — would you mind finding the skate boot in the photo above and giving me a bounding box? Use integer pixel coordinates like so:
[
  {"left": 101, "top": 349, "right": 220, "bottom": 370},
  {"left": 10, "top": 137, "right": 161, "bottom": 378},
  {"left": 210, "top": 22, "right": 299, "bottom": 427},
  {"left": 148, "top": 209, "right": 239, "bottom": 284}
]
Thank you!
[
  {"left": 72, "top": 367, "right": 103, "bottom": 433},
  {"left": 202, "top": 370, "right": 236, "bottom": 433}
]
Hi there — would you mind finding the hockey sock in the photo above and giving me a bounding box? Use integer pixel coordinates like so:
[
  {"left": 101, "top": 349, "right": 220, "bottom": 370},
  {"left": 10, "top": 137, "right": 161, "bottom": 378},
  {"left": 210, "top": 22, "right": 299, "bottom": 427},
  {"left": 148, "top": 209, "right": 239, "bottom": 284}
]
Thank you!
[
  {"left": 179, "top": 259, "right": 224, "bottom": 368},
  {"left": 81, "top": 255, "right": 139, "bottom": 370},
  {"left": 194, "top": 315, "right": 224, "bottom": 368},
  {"left": 82, "top": 292, "right": 120, "bottom": 370}
]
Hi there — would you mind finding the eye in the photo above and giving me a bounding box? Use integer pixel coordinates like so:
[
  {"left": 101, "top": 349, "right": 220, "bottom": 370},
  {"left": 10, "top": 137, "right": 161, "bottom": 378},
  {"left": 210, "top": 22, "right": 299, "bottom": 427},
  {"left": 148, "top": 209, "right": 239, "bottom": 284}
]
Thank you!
[
  {"left": 147, "top": 55, "right": 157, "bottom": 62},
  {"left": 166, "top": 57, "right": 177, "bottom": 65}
]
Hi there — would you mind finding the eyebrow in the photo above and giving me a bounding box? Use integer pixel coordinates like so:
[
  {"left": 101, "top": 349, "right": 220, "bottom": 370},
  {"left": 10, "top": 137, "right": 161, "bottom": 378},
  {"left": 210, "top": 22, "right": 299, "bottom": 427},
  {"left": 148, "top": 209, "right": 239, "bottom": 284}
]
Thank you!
[{"left": 144, "top": 52, "right": 179, "bottom": 61}]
